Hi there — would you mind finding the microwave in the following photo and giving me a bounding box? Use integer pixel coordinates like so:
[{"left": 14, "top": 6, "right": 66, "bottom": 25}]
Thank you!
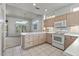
[{"left": 54, "top": 20, "right": 67, "bottom": 28}]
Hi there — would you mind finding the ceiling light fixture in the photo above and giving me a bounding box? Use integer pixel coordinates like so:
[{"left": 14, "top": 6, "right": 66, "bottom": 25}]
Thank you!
[
  {"left": 45, "top": 9, "right": 47, "bottom": 12},
  {"left": 16, "top": 21, "right": 28, "bottom": 24},
  {"left": 52, "top": 15, "right": 55, "bottom": 18},
  {"left": 43, "top": 14, "right": 46, "bottom": 20},
  {"left": 33, "top": 3, "right": 36, "bottom": 6},
  {"left": 46, "top": 15, "right": 55, "bottom": 19},
  {"left": 32, "top": 20, "right": 39, "bottom": 24}
]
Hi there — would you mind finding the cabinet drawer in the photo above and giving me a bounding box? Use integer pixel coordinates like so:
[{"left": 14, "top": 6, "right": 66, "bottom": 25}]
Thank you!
[
  {"left": 33, "top": 41, "right": 39, "bottom": 45},
  {"left": 30, "top": 42, "right": 34, "bottom": 47}
]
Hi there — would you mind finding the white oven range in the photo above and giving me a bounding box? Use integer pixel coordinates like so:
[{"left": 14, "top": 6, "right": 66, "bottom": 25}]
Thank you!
[{"left": 52, "top": 33, "right": 65, "bottom": 50}]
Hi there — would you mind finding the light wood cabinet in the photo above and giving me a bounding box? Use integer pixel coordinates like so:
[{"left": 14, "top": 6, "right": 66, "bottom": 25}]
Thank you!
[
  {"left": 33, "top": 34, "right": 39, "bottom": 46},
  {"left": 44, "top": 11, "right": 79, "bottom": 28},
  {"left": 46, "top": 33, "right": 52, "bottom": 44},
  {"left": 64, "top": 36, "right": 77, "bottom": 49},
  {"left": 44, "top": 14, "right": 67, "bottom": 28},
  {"left": 44, "top": 18, "right": 54, "bottom": 27},
  {"left": 38, "top": 33, "right": 46, "bottom": 44},
  {"left": 21, "top": 33, "right": 46, "bottom": 49},
  {"left": 67, "top": 11, "right": 79, "bottom": 27},
  {"left": 54, "top": 14, "right": 67, "bottom": 22}
]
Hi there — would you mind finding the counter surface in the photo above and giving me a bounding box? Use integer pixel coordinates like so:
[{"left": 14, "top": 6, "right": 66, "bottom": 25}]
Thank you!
[
  {"left": 64, "top": 37, "right": 79, "bottom": 56},
  {"left": 64, "top": 32, "right": 79, "bottom": 37},
  {"left": 21, "top": 32, "right": 55, "bottom": 35}
]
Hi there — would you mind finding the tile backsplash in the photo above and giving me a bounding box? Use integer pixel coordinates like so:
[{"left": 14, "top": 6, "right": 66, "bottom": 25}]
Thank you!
[
  {"left": 47, "top": 27, "right": 54, "bottom": 32},
  {"left": 69, "top": 26, "right": 79, "bottom": 33}
]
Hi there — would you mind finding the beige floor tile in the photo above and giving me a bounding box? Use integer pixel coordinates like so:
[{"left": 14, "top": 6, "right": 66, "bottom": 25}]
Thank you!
[
  {"left": 21, "top": 50, "right": 31, "bottom": 56},
  {"left": 39, "top": 52, "right": 48, "bottom": 56},
  {"left": 3, "top": 43, "right": 64, "bottom": 56}
]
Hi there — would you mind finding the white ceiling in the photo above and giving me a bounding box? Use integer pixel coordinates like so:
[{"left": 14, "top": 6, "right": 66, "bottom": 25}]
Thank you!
[
  {"left": 6, "top": 3, "right": 75, "bottom": 20},
  {"left": 7, "top": 3, "right": 74, "bottom": 15}
]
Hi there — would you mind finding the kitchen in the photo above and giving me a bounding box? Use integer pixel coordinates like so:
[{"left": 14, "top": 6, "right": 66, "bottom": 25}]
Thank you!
[{"left": 0, "top": 3, "right": 79, "bottom": 56}]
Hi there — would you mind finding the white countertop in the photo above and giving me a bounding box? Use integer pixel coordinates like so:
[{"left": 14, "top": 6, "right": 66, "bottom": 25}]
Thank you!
[
  {"left": 64, "top": 32, "right": 79, "bottom": 37},
  {"left": 21, "top": 32, "right": 45, "bottom": 35},
  {"left": 46, "top": 32, "right": 56, "bottom": 33},
  {"left": 64, "top": 37, "right": 79, "bottom": 56},
  {"left": 21, "top": 32, "right": 55, "bottom": 35}
]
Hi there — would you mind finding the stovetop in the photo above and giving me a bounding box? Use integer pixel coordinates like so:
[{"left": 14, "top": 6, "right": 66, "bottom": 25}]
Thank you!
[{"left": 54, "top": 31, "right": 66, "bottom": 35}]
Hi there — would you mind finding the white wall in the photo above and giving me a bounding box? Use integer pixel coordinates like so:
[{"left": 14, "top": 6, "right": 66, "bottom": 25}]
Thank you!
[
  {"left": 7, "top": 17, "right": 16, "bottom": 36},
  {"left": 0, "top": 4, "right": 4, "bottom": 56},
  {"left": 7, "top": 17, "right": 31, "bottom": 36},
  {"left": 4, "top": 17, "right": 32, "bottom": 49},
  {"left": 0, "top": 22, "right": 3, "bottom": 56},
  {"left": 31, "top": 16, "right": 43, "bottom": 32}
]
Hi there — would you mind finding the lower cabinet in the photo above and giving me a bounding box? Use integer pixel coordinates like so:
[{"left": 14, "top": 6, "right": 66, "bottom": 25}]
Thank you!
[
  {"left": 22, "top": 33, "right": 46, "bottom": 49},
  {"left": 29, "top": 42, "right": 34, "bottom": 47},
  {"left": 24, "top": 42, "right": 30, "bottom": 48},
  {"left": 64, "top": 36, "right": 77, "bottom": 49},
  {"left": 22, "top": 33, "right": 54, "bottom": 49},
  {"left": 46, "top": 33, "right": 52, "bottom": 44}
]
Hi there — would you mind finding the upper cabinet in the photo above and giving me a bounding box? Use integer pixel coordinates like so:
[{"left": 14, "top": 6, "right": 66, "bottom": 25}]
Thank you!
[
  {"left": 44, "top": 11, "right": 79, "bottom": 28},
  {"left": 54, "top": 14, "right": 67, "bottom": 22},
  {"left": 67, "top": 11, "right": 79, "bottom": 27},
  {"left": 44, "top": 18, "right": 54, "bottom": 27},
  {"left": 44, "top": 14, "right": 67, "bottom": 27}
]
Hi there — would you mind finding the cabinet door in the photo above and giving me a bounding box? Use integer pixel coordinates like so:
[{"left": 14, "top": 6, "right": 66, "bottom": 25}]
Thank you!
[
  {"left": 44, "top": 18, "right": 54, "bottom": 27},
  {"left": 30, "top": 42, "right": 34, "bottom": 47},
  {"left": 24, "top": 34, "right": 30, "bottom": 42},
  {"left": 46, "top": 33, "right": 52, "bottom": 44},
  {"left": 44, "top": 19, "right": 48, "bottom": 27},
  {"left": 33, "top": 34, "right": 38, "bottom": 42},
  {"left": 24, "top": 42, "right": 30, "bottom": 49},
  {"left": 75, "top": 11, "right": 79, "bottom": 25},
  {"left": 38, "top": 34, "right": 43, "bottom": 44},
  {"left": 54, "top": 15, "right": 67, "bottom": 22},
  {"left": 33, "top": 34, "right": 39, "bottom": 45},
  {"left": 67, "top": 11, "right": 79, "bottom": 27}
]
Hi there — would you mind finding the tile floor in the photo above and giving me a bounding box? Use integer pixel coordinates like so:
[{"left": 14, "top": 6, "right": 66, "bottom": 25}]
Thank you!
[{"left": 3, "top": 43, "right": 65, "bottom": 56}]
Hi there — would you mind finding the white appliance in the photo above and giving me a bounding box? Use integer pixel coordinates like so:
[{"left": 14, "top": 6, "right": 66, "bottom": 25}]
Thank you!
[
  {"left": 54, "top": 20, "right": 67, "bottom": 28},
  {"left": 53, "top": 33, "right": 64, "bottom": 44},
  {"left": 52, "top": 20, "right": 68, "bottom": 50},
  {"left": 52, "top": 33, "right": 65, "bottom": 50}
]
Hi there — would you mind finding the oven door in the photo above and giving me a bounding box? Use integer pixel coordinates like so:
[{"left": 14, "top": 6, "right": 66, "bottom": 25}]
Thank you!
[{"left": 53, "top": 34, "right": 64, "bottom": 44}]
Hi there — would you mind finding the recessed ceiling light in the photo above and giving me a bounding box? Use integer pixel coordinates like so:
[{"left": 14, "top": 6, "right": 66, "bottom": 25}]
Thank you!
[
  {"left": 52, "top": 15, "right": 55, "bottom": 18},
  {"left": 43, "top": 14, "right": 46, "bottom": 20},
  {"left": 46, "top": 15, "right": 55, "bottom": 19},
  {"left": 33, "top": 3, "right": 36, "bottom": 6},
  {"left": 16, "top": 21, "right": 28, "bottom": 24},
  {"left": 45, "top": 9, "right": 47, "bottom": 12}
]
